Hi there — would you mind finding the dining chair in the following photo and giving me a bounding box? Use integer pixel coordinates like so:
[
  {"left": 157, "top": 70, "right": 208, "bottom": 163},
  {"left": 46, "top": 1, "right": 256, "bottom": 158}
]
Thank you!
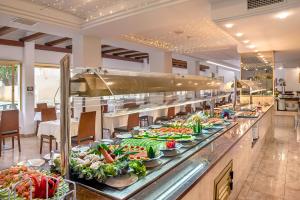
[
  {"left": 35, "top": 103, "right": 48, "bottom": 135},
  {"left": 0, "top": 110, "right": 20, "bottom": 157},
  {"left": 114, "top": 113, "right": 140, "bottom": 133},
  {"left": 71, "top": 111, "right": 96, "bottom": 146},
  {"left": 40, "top": 107, "right": 58, "bottom": 154}
]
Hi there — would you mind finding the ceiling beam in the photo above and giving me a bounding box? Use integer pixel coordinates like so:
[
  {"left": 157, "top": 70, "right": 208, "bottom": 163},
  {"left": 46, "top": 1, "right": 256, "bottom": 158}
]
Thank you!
[
  {"left": 125, "top": 53, "right": 148, "bottom": 58},
  {"left": 113, "top": 50, "right": 138, "bottom": 56},
  {"left": 102, "top": 53, "right": 143, "bottom": 63},
  {"left": 35, "top": 44, "right": 72, "bottom": 53},
  {"left": 0, "top": 26, "right": 17, "bottom": 36},
  {"left": 19, "top": 32, "right": 47, "bottom": 42},
  {"left": 134, "top": 56, "right": 149, "bottom": 60},
  {"left": 102, "top": 48, "right": 125, "bottom": 54},
  {"left": 66, "top": 45, "right": 72, "bottom": 49},
  {"left": 45, "top": 37, "right": 71, "bottom": 46},
  {"left": 0, "top": 38, "right": 24, "bottom": 47},
  {"left": 101, "top": 44, "right": 111, "bottom": 48}
]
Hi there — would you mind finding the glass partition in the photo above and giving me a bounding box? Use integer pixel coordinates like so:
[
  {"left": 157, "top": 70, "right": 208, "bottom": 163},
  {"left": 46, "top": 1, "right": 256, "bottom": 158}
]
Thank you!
[{"left": 240, "top": 51, "right": 274, "bottom": 96}]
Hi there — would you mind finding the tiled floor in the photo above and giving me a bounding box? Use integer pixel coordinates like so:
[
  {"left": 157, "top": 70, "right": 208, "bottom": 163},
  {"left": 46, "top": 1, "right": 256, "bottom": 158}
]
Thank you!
[
  {"left": 0, "top": 136, "right": 52, "bottom": 170},
  {"left": 237, "top": 124, "right": 300, "bottom": 200}
]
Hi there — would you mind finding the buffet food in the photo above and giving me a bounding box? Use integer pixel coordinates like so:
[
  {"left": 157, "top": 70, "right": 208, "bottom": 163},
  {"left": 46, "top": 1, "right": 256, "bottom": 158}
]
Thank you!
[
  {"left": 236, "top": 111, "right": 259, "bottom": 118},
  {"left": 0, "top": 166, "right": 69, "bottom": 200},
  {"left": 68, "top": 144, "right": 147, "bottom": 184}
]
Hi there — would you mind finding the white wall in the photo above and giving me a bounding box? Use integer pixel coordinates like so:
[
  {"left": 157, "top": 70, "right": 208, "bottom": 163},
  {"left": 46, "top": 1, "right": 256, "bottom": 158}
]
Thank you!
[{"left": 275, "top": 68, "right": 300, "bottom": 91}]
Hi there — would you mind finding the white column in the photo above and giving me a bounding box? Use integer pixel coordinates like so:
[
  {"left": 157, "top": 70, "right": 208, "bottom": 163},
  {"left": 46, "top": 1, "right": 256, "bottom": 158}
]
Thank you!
[
  {"left": 187, "top": 61, "right": 198, "bottom": 75},
  {"left": 72, "top": 35, "right": 102, "bottom": 68},
  {"left": 21, "top": 42, "right": 35, "bottom": 134},
  {"left": 72, "top": 35, "right": 103, "bottom": 139},
  {"left": 149, "top": 51, "right": 172, "bottom": 73}
]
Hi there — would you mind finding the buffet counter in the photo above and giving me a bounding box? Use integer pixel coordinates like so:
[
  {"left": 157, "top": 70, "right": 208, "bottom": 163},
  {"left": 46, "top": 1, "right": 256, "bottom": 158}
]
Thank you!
[{"left": 77, "top": 105, "right": 274, "bottom": 200}]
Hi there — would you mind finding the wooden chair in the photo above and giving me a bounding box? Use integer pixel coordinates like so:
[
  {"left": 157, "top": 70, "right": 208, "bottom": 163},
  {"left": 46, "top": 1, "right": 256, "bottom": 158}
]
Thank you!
[
  {"left": 0, "top": 110, "right": 20, "bottom": 157},
  {"left": 167, "top": 107, "right": 175, "bottom": 119},
  {"left": 71, "top": 111, "right": 96, "bottom": 146},
  {"left": 35, "top": 103, "right": 48, "bottom": 135},
  {"left": 40, "top": 108, "right": 57, "bottom": 154},
  {"left": 139, "top": 116, "right": 153, "bottom": 127},
  {"left": 114, "top": 113, "right": 140, "bottom": 133}
]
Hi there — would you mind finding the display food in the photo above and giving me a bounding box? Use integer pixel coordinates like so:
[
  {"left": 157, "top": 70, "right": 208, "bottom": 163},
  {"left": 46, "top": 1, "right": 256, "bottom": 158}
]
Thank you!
[
  {"left": 236, "top": 111, "right": 259, "bottom": 118},
  {"left": 0, "top": 166, "right": 69, "bottom": 200},
  {"left": 67, "top": 144, "right": 147, "bottom": 184}
]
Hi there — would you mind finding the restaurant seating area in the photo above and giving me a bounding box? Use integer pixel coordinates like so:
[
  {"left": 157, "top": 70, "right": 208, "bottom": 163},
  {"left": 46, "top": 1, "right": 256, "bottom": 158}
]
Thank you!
[{"left": 1, "top": 0, "right": 300, "bottom": 200}]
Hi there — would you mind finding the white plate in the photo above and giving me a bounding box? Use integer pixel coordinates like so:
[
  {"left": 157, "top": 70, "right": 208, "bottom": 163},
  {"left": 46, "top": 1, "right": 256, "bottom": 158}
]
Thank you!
[
  {"left": 43, "top": 153, "right": 60, "bottom": 161},
  {"left": 105, "top": 174, "right": 138, "bottom": 189},
  {"left": 27, "top": 159, "right": 45, "bottom": 167},
  {"left": 116, "top": 133, "right": 132, "bottom": 139}
]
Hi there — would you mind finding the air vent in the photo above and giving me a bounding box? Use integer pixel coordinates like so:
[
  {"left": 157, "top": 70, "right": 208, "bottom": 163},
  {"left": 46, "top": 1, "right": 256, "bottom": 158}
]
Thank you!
[
  {"left": 247, "top": 0, "right": 284, "bottom": 9},
  {"left": 12, "top": 17, "right": 38, "bottom": 26}
]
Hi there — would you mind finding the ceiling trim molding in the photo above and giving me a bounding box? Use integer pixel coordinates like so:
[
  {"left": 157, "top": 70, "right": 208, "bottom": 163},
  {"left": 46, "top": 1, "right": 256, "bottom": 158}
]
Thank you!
[
  {"left": 81, "top": 0, "right": 190, "bottom": 30},
  {"left": 0, "top": 0, "right": 82, "bottom": 29}
]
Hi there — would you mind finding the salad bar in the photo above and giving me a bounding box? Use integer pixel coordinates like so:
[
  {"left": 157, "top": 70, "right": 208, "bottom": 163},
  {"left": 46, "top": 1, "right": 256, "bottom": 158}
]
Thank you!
[
  {"left": 54, "top": 110, "right": 239, "bottom": 200},
  {"left": 0, "top": 165, "right": 75, "bottom": 200}
]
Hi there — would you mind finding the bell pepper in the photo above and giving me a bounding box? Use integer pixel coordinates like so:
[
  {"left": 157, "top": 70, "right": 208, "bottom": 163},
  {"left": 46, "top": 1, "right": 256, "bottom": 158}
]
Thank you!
[
  {"left": 166, "top": 140, "right": 176, "bottom": 149},
  {"left": 48, "top": 179, "right": 58, "bottom": 198},
  {"left": 30, "top": 176, "right": 40, "bottom": 198},
  {"left": 39, "top": 176, "right": 47, "bottom": 198}
]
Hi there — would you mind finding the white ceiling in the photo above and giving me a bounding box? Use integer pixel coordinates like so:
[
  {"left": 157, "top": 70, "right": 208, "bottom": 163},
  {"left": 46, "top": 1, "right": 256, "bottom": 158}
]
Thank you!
[{"left": 20, "top": 0, "right": 177, "bottom": 22}]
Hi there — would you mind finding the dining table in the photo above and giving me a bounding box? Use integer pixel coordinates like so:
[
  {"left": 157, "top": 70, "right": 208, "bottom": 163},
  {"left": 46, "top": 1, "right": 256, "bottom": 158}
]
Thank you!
[{"left": 37, "top": 118, "right": 79, "bottom": 143}]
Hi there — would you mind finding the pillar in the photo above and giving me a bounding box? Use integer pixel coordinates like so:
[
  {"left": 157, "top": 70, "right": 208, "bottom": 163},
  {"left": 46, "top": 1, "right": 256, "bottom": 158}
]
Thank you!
[
  {"left": 149, "top": 51, "right": 172, "bottom": 73},
  {"left": 21, "top": 42, "right": 35, "bottom": 134},
  {"left": 72, "top": 35, "right": 102, "bottom": 68}
]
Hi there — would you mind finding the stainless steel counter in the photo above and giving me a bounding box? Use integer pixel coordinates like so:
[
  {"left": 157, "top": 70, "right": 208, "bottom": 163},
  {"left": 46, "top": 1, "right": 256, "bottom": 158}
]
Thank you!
[{"left": 77, "top": 105, "right": 273, "bottom": 200}]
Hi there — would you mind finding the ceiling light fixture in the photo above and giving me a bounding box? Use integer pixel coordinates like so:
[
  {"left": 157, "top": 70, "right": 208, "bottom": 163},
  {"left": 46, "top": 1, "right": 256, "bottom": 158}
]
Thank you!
[
  {"left": 254, "top": 50, "right": 259, "bottom": 52},
  {"left": 275, "top": 11, "right": 290, "bottom": 19},
  {"left": 243, "top": 40, "right": 250, "bottom": 44},
  {"left": 247, "top": 44, "right": 256, "bottom": 49},
  {"left": 235, "top": 32, "right": 243, "bottom": 37},
  {"left": 206, "top": 61, "right": 240, "bottom": 72},
  {"left": 279, "top": 67, "right": 283, "bottom": 70},
  {"left": 224, "top": 23, "right": 234, "bottom": 28}
]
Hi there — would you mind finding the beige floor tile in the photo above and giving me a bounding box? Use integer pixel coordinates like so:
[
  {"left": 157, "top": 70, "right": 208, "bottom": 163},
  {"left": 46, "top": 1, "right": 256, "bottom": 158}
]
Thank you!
[
  {"left": 284, "top": 185, "right": 300, "bottom": 200},
  {"left": 245, "top": 190, "right": 283, "bottom": 200},
  {"left": 251, "top": 172, "right": 285, "bottom": 197}
]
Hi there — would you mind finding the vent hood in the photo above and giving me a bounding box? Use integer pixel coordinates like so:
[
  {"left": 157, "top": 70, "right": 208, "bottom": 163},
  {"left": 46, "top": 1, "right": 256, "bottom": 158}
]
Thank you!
[{"left": 71, "top": 69, "right": 222, "bottom": 97}]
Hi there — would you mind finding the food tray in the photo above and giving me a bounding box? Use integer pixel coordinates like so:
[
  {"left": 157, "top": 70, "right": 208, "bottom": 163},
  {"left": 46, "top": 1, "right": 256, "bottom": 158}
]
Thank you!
[{"left": 1, "top": 176, "right": 76, "bottom": 200}]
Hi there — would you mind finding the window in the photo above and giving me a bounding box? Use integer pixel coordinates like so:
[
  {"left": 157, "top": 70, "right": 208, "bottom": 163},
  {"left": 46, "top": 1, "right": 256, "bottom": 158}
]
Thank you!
[
  {"left": 0, "top": 62, "right": 21, "bottom": 110},
  {"left": 34, "top": 64, "right": 60, "bottom": 106}
]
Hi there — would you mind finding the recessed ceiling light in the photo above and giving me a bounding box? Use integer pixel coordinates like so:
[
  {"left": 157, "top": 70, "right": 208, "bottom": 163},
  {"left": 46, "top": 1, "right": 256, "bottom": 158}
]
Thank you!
[
  {"left": 224, "top": 23, "right": 234, "bottom": 28},
  {"left": 254, "top": 50, "right": 259, "bottom": 52},
  {"left": 243, "top": 40, "right": 250, "bottom": 44},
  {"left": 275, "top": 11, "right": 290, "bottom": 19},
  {"left": 235, "top": 32, "right": 243, "bottom": 37},
  {"left": 247, "top": 44, "right": 256, "bottom": 49},
  {"left": 279, "top": 67, "right": 283, "bottom": 70},
  {"left": 259, "top": 55, "right": 264, "bottom": 58}
]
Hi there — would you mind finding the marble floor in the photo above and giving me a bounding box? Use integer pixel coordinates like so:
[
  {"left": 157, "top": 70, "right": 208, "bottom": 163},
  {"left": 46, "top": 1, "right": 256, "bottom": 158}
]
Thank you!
[
  {"left": 0, "top": 136, "right": 51, "bottom": 170},
  {"left": 237, "top": 125, "right": 300, "bottom": 200}
]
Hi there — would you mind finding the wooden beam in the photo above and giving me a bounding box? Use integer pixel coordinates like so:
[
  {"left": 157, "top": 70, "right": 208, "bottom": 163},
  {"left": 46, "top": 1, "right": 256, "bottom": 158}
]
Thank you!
[
  {"left": 19, "top": 32, "right": 47, "bottom": 42},
  {"left": 0, "top": 26, "right": 17, "bottom": 36},
  {"left": 0, "top": 38, "right": 24, "bottom": 47},
  {"left": 172, "top": 59, "right": 187, "bottom": 69},
  {"left": 102, "top": 53, "right": 143, "bottom": 63},
  {"left": 102, "top": 48, "right": 125, "bottom": 54},
  {"left": 199, "top": 64, "right": 209, "bottom": 71},
  {"left": 66, "top": 45, "right": 72, "bottom": 49},
  {"left": 113, "top": 50, "right": 138, "bottom": 56},
  {"left": 125, "top": 53, "right": 148, "bottom": 58},
  {"left": 45, "top": 37, "right": 71, "bottom": 46},
  {"left": 101, "top": 45, "right": 111, "bottom": 48},
  {"left": 35, "top": 44, "right": 72, "bottom": 53},
  {"left": 134, "top": 56, "right": 149, "bottom": 60}
]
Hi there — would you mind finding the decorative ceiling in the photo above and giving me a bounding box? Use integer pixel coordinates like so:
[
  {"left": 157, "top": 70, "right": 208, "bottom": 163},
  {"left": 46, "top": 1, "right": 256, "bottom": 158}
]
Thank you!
[
  {"left": 122, "top": 19, "right": 237, "bottom": 54},
  {"left": 21, "top": 0, "right": 172, "bottom": 21}
]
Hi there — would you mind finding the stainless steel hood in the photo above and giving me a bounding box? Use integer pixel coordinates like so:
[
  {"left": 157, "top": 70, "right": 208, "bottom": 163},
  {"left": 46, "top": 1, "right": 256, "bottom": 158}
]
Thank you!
[{"left": 70, "top": 69, "right": 222, "bottom": 97}]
